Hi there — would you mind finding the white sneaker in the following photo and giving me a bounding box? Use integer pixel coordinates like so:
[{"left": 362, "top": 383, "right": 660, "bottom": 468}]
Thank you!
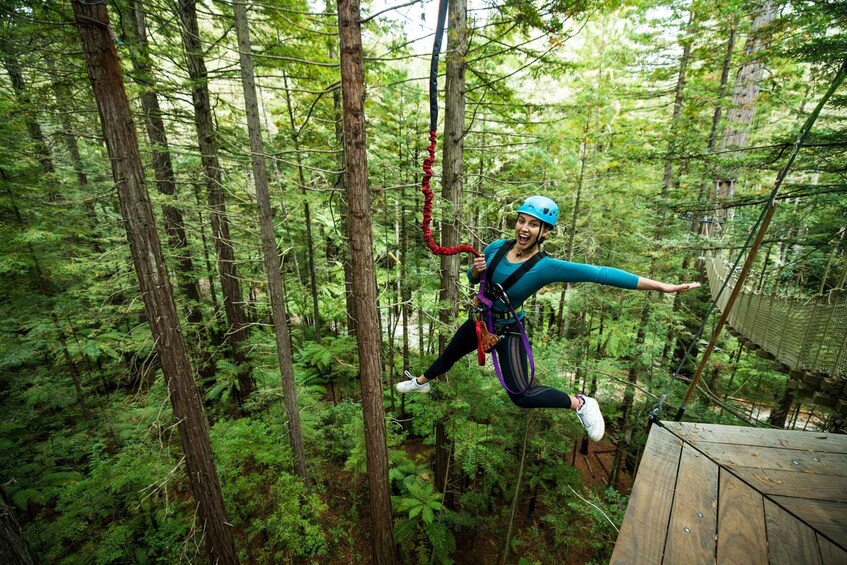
[
  {"left": 576, "top": 395, "right": 605, "bottom": 442},
  {"left": 396, "top": 371, "right": 431, "bottom": 394}
]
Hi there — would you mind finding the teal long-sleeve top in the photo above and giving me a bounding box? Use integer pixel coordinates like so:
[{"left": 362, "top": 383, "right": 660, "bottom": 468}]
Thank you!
[{"left": 467, "top": 239, "right": 639, "bottom": 319}]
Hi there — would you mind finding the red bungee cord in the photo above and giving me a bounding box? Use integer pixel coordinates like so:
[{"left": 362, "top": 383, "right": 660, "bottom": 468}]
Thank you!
[
  {"left": 418, "top": 3, "right": 535, "bottom": 392},
  {"left": 422, "top": 0, "right": 494, "bottom": 366},
  {"left": 420, "top": 0, "right": 479, "bottom": 259},
  {"left": 420, "top": 129, "right": 480, "bottom": 258}
]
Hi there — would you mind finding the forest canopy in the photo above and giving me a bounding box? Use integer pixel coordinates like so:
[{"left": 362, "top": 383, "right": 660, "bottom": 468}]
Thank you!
[{"left": 0, "top": 0, "right": 844, "bottom": 563}]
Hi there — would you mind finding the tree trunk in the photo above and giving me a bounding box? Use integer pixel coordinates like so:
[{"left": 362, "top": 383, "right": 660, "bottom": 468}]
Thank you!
[
  {"left": 557, "top": 127, "right": 589, "bottom": 338},
  {"left": 326, "top": 0, "right": 357, "bottom": 337},
  {"left": 128, "top": 1, "right": 203, "bottom": 325},
  {"left": 768, "top": 383, "right": 795, "bottom": 428},
  {"left": 0, "top": 492, "right": 38, "bottom": 565},
  {"left": 434, "top": 0, "right": 468, "bottom": 504},
  {"left": 501, "top": 415, "right": 531, "bottom": 565},
  {"left": 661, "top": 9, "right": 694, "bottom": 217},
  {"left": 71, "top": 4, "right": 238, "bottom": 563},
  {"left": 51, "top": 313, "right": 89, "bottom": 417},
  {"left": 193, "top": 182, "right": 221, "bottom": 316},
  {"left": 45, "top": 55, "right": 102, "bottom": 248},
  {"left": 233, "top": 0, "right": 310, "bottom": 484},
  {"left": 177, "top": 0, "right": 254, "bottom": 407},
  {"left": 0, "top": 48, "right": 55, "bottom": 180},
  {"left": 282, "top": 72, "right": 322, "bottom": 340},
  {"left": 439, "top": 0, "right": 468, "bottom": 343},
  {"left": 401, "top": 174, "right": 410, "bottom": 411},
  {"left": 337, "top": 0, "right": 395, "bottom": 561},
  {"left": 716, "top": 1, "right": 775, "bottom": 208},
  {"left": 611, "top": 301, "right": 650, "bottom": 485}
]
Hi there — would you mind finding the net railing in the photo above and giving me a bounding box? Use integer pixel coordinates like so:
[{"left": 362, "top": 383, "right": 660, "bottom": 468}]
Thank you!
[{"left": 705, "top": 253, "right": 847, "bottom": 378}]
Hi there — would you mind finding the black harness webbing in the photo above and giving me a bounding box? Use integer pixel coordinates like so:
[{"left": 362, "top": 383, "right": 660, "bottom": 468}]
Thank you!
[{"left": 484, "top": 240, "right": 547, "bottom": 300}]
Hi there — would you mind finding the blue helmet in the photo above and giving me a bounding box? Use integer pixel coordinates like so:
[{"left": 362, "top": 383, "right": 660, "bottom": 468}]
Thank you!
[{"left": 517, "top": 195, "right": 558, "bottom": 227}]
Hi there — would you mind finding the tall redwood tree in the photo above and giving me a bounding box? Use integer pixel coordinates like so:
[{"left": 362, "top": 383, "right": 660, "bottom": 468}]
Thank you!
[
  {"left": 337, "top": 0, "right": 395, "bottom": 561},
  {"left": 71, "top": 2, "right": 238, "bottom": 563},
  {"left": 232, "top": 0, "right": 309, "bottom": 484},
  {"left": 177, "top": 0, "right": 254, "bottom": 407}
]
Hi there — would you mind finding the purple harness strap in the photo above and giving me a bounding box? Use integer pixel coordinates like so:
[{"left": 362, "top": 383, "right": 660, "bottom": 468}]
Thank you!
[{"left": 477, "top": 269, "right": 535, "bottom": 395}]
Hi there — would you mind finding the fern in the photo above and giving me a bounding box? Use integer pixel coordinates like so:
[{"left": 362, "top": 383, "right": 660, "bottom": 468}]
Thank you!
[
  {"left": 11, "top": 487, "right": 48, "bottom": 509},
  {"left": 423, "top": 519, "right": 456, "bottom": 564},
  {"left": 394, "top": 516, "right": 418, "bottom": 548}
]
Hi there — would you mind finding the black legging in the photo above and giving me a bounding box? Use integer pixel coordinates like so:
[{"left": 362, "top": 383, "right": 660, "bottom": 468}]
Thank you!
[{"left": 423, "top": 319, "right": 573, "bottom": 409}]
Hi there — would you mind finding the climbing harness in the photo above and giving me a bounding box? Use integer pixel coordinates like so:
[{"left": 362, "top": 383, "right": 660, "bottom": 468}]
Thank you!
[
  {"left": 473, "top": 240, "right": 546, "bottom": 394},
  {"left": 419, "top": 0, "right": 537, "bottom": 394}
]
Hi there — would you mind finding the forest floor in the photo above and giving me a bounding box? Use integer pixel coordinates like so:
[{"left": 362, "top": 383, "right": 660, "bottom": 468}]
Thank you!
[
  {"left": 451, "top": 434, "right": 632, "bottom": 564},
  {"left": 317, "top": 433, "right": 632, "bottom": 564}
]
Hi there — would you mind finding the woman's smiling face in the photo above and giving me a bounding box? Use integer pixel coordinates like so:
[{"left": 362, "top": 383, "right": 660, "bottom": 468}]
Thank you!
[{"left": 514, "top": 213, "right": 549, "bottom": 253}]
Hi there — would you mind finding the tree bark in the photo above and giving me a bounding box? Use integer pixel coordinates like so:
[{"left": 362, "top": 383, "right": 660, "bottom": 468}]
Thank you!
[
  {"left": 326, "top": 0, "right": 357, "bottom": 337},
  {"left": 45, "top": 55, "right": 102, "bottom": 247},
  {"left": 557, "top": 124, "right": 589, "bottom": 339},
  {"left": 400, "top": 155, "right": 410, "bottom": 412},
  {"left": 716, "top": 1, "right": 775, "bottom": 209},
  {"left": 501, "top": 415, "right": 531, "bottom": 565},
  {"left": 336, "top": 0, "right": 395, "bottom": 561},
  {"left": 232, "top": 0, "right": 309, "bottom": 485},
  {"left": 661, "top": 9, "right": 694, "bottom": 216},
  {"left": 71, "top": 3, "right": 238, "bottom": 563},
  {"left": 433, "top": 0, "right": 468, "bottom": 503},
  {"left": 0, "top": 49, "right": 55, "bottom": 180},
  {"left": 51, "top": 313, "right": 89, "bottom": 418},
  {"left": 611, "top": 301, "right": 649, "bottom": 485},
  {"left": 193, "top": 182, "right": 221, "bottom": 315},
  {"left": 177, "top": 0, "right": 254, "bottom": 406},
  {"left": 439, "top": 0, "right": 468, "bottom": 342},
  {"left": 0, "top": 491, "right": 39, "bottom": 564}
]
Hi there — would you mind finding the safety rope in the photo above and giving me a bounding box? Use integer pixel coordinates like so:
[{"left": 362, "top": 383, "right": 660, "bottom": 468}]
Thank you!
[
  {"left": 419, "top": 0, "right": 535, "bottom": 395},
  {"left": 420, "top": 0, "right": 479, "bottom": 258}
]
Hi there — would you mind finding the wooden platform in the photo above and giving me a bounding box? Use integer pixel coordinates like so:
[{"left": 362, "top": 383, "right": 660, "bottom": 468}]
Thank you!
[{"left": 611, "top": 422, "right": 847, "bottom": 564}]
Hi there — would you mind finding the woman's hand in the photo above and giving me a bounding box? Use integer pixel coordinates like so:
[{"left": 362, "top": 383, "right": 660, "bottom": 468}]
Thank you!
[
  {"left": 637, "top": 278, "right": 702, "bottom": 293},
  {"left": 665, "top": 281, "right": 701, "bottom": 293},
  {"left": 471, "top": 255, "right": 487, "bottom": 278}
]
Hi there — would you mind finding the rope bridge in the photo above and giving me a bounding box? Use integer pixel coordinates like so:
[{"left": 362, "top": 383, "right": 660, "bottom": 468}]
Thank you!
[{"left": 703, "top": 252, "right": 847, "bottom": 379}]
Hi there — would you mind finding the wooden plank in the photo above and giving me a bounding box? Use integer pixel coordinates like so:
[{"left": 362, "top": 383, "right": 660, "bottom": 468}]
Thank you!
[
  {"left": 729, "top": 466, "right": 847, "bottom": 502},
  {"left": 771, "top": 496, "right": 847, "bottom": 551},
  {"left": 764, "top": 498, "right": 822, "bottom": 565},
  {"left": 663, "top": 422, "right": 847, "bottom": 453},
  {"left": 664, "top": 443, "right": 718, "bottom": 564},
  {"left": 691, "top": 443, "right": 847, "bottom": 477},
  {"left": 611, "top": 426, "right": 683, "bottom": 564},
  {"left": 717, "top": 470, "right": 768, "bottom": 564},
  {"left": 818, "top": 533, "right": 847, "bottom": 565}
]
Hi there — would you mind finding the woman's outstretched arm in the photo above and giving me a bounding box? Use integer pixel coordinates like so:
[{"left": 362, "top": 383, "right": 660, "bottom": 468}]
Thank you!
[{"left": 636, "top": 277, "right": 701, "bottom": 293}]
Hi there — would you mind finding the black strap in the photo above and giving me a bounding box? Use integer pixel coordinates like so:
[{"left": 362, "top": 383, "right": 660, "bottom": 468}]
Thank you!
[
  {"left": 485, "top": 240, "right": 546, "bottom": 296},
  {"left": 485, "top": 240, "right": 514, "bottom": 283}
]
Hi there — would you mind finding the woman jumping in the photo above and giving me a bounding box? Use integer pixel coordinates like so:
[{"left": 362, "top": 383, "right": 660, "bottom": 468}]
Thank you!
[{"left": 396, "top": 195, "right": 700, "bottom": 442}]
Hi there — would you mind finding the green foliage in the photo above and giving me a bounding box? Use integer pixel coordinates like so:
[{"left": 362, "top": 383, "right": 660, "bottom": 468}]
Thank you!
[
  {"left": 391, "top": 462, "right": 456, "bottom": 565},
  {"left": 294, "top": 335, "right": 359, "bottom": 385},
  {"left": 566, "top": 487, "right": 628, "bottom": 555},
  {"left": 1, "top": 0, "right": 844, "bottom": 562},
  {"left": 319, "top": 398, "right": 363, "bottom": 463},
  {"left": 249, "top": 474, "right": 328, "bottom": 561},
  {"left": 210, "top": 416, "right": 328, "bottom": 560},
  {"left": 24, "top": 440, "right": 194, "bottom": 564}
]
